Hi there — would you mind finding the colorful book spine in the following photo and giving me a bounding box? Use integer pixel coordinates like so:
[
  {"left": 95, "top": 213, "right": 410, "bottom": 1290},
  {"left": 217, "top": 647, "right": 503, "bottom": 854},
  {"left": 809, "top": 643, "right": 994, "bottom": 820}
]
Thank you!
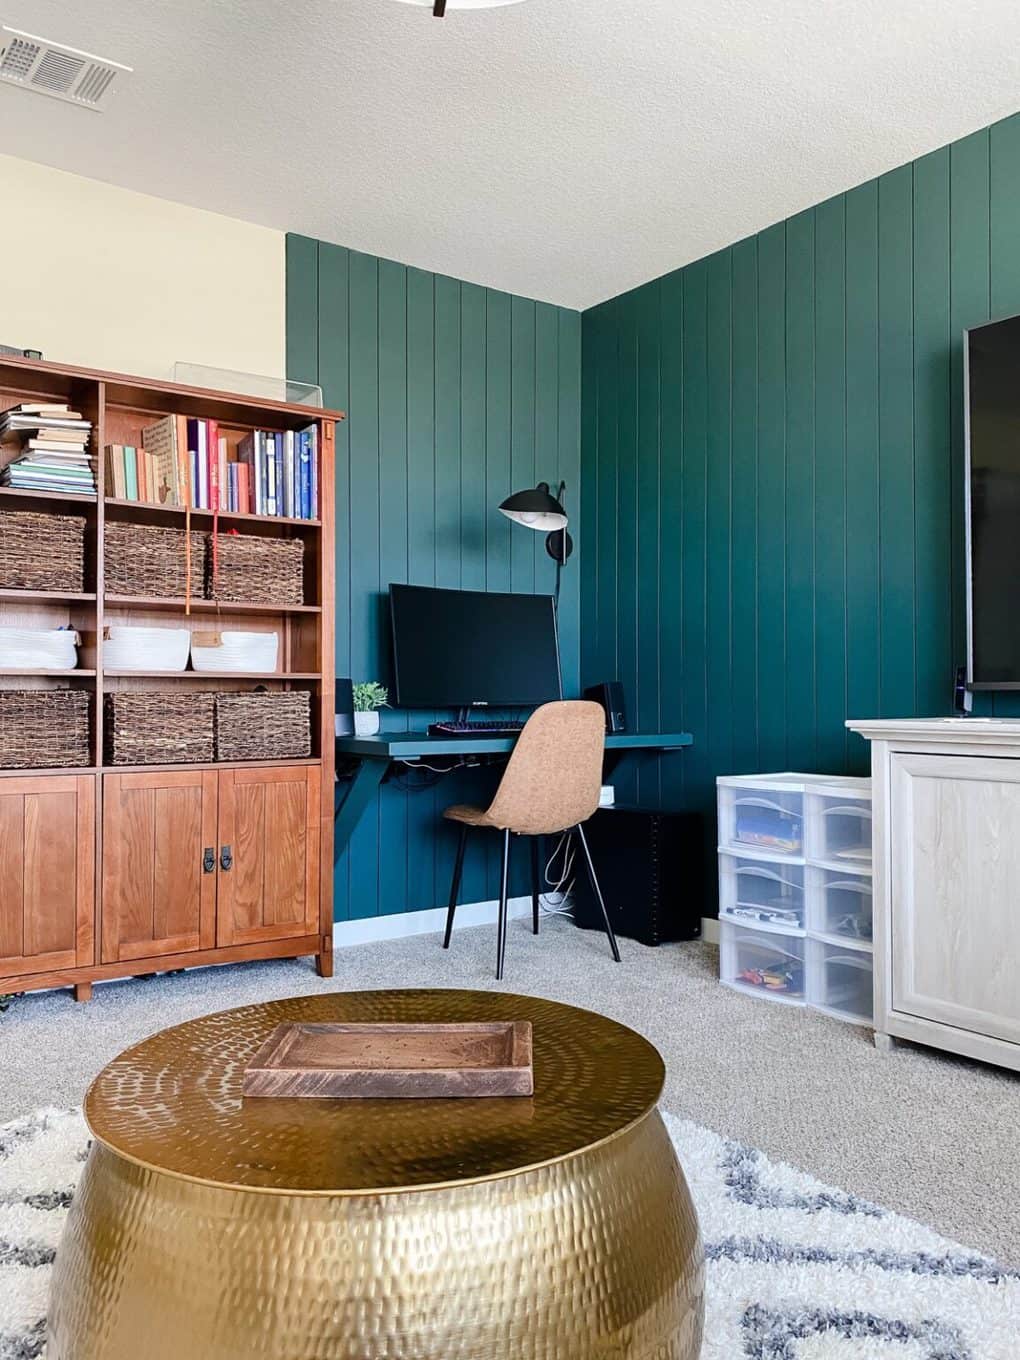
[
  {"left": 123, "top": 446, "right": 138, "bottom": 501},
  {"left": 208, "top": 419, "right": 220, "bottom": 514},
  {"left": 283, "top": 431, "right": 295, "bottom": 518},
  {"left": 307, "top": 425, "right": 319, "bottom": 520},
  {"left": 265, "top": 432, "right": 277, "bottom": 516}
]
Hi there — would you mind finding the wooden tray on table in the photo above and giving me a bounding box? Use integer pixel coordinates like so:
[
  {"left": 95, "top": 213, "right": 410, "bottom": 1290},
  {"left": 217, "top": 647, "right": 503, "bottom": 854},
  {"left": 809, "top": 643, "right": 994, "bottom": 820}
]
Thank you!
[{"left": 242, "top": 1020, "right": 534, "bottom": 1099}]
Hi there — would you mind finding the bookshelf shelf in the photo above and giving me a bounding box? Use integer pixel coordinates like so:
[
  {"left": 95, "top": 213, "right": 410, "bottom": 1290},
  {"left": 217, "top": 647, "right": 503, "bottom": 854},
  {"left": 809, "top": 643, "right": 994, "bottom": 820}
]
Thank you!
[
  {"left": 0, "top": 589, "right": 97, "bottom": 604},
  {"left": 104, "top": 595, "right": 321, "bottom": 616},
  {"left": 100, "top": 757, "right": 322, "bottom": 775},
  {"left": 0, "top": 353, "right": 342, "bottom": 1004},
  {"left": 104, "top": 498, "right": 320, "bottom": 530},
  {"left": 0, "top": 486, "right": 98, "bottom": 510},
  {"left": 0, "top": 667, "right": 96, "bottom": 677},
  {"left": 103, "top": 670, "right": 321, "bottom": 681}
]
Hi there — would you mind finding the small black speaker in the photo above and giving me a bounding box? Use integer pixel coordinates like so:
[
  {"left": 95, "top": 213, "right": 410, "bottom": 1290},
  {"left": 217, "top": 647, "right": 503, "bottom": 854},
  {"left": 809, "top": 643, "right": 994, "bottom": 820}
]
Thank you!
[
  {"left": 335, "top": 678, "right": 355, "bottom": 737},
  {"left": 584, "top": 681, "right": 627, "bottom": 733}
]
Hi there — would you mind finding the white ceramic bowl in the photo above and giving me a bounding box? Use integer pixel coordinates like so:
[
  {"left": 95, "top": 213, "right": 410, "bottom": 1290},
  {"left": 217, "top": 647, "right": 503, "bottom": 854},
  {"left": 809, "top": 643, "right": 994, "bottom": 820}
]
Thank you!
[
  {"left": 190, "top": 630, "right": 279, "bottom": 674},
  {"left": 104, "top": 625, "right": 190, "bottom": 672}
]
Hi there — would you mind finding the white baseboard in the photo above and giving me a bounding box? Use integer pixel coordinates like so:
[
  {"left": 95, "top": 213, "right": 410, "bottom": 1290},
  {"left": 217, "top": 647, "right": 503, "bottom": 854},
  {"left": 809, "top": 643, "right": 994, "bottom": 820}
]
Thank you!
[
  {"left": 333, "top": 897, "right": 533, "bottom": 949},
  {"left": 334, "top": 904, "right": 721, "bottom": 950}
]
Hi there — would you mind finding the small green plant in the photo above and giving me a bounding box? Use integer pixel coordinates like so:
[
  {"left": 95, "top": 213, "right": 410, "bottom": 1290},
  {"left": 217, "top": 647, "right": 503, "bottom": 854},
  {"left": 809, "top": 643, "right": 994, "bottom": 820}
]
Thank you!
[
  {"left": 353, "top": 681, "right": 389, "bottom": 713},
  {"left": 0, "top": 994, "right": 13, "bottom": 1015}
]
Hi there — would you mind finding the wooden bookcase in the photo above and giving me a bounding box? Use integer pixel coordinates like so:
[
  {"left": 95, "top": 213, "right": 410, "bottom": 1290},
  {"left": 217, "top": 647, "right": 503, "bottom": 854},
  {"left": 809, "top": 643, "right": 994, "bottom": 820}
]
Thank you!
[{"left": 0, "top": 355, "right": 342, "bottom": 1001}]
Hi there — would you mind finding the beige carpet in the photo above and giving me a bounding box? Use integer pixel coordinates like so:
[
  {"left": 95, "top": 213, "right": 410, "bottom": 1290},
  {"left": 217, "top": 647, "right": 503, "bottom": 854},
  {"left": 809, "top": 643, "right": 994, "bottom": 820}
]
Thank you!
[{"left": 2, "top": 914, "right": 1017, "bottom": 1264}]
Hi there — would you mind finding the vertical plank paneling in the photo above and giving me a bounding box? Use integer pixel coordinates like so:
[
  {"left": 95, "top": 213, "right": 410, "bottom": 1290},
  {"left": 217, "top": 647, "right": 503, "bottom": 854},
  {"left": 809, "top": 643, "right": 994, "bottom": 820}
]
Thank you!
[
  {"left": 680, "top": 261, "right": 709, "bottom": 809},
  {"left": 557, "top": 308, "right": 582, "bottom": 699},
  {"left": 912, "top": 149, "right": 951, "bottom": 718},
  {"left": 577, "top": 112, "right": 1020, "bottom": 915},
  {"left": 705, "top": 253, "right": 733, "bottom": 789},
  {"left": 877, "top": 166, "right": 916, "bottom": 719},
  {"left": 377, "top": 259, "right": 409, "bottom": 918},
  {"left": 615, "top": 292, "right": 639, "bottom": 804},
  {"left": 729, "top": 238, "right": 758, "bottom": 776},
  {"left": 948, "top": 131, "right": 990, "bottom": 706},
  {"left": 784, "top": 212, "right": 815, "bottom": 769},
  {"left": 658, "top": 271, "right": 684, "bottom": 808},
  {"left": 289, "top": 240, "right": 581, "bottom": 922},
  {"left": 813, "top": 196, "right": 848, "bottom": 771},
  {"left": 844, "top": 181, "right": 880, "bottom": 764},
  {"left": 636, "top": 282, "right": 662, "bottom": 806},
  {"left": 755, "top": 225, "right": 787, "bottom": 771}
]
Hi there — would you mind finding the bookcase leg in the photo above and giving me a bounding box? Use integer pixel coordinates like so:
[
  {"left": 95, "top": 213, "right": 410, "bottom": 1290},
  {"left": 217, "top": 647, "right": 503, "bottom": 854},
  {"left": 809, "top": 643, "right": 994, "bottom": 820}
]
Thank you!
[
  {"left": 74, "top": 982, "right": 93, "bottom": 1003},
  {"left": 316, "top": 949, "right": 334, "bottom": 979}
]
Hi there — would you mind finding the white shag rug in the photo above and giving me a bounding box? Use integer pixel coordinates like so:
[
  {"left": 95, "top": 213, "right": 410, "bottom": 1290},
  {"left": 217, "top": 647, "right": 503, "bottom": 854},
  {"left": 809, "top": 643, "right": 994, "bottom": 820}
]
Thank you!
[{"left": 1, "top": 1106, "right": 1016, "bottom": 1358}]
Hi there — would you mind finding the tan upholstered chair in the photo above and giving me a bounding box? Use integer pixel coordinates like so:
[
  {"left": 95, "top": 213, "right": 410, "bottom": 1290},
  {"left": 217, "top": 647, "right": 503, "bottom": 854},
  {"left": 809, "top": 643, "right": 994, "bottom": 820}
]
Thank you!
[{"left": 442, "top": 700, "right": 621, "bottom": 979}]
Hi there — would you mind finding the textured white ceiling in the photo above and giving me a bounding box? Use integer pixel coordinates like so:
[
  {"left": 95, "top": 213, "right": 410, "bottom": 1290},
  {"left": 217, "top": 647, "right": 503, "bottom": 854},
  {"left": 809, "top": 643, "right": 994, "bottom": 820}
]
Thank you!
[{"left": 2, "top": 0, "right": 1020, "bottom": 310}]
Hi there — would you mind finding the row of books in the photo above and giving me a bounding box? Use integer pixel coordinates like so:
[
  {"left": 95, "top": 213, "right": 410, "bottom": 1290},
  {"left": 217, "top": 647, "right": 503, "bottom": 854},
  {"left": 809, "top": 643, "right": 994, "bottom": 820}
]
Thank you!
[
  {"left": 139, "top": 416, "right": 318, "bottom": 518},
  {"left": 105, "top": 445, "right": 162, "bottom": 503},
  {"left": 0, "top": 401, "right": 96, "bottom": 495}
]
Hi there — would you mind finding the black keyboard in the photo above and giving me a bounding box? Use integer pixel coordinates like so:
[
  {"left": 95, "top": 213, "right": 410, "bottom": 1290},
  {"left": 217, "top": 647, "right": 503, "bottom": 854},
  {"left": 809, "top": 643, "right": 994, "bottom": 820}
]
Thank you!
[{"left": 428, "top": 720, "right": 525, "bottom": 738}]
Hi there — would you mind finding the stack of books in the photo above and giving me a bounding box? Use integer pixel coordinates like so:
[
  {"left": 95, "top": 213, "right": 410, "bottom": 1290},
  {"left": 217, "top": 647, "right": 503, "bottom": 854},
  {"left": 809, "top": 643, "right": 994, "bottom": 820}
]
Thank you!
[
  {"left": 139, "top": 416, "right": 318, "bottom": 518},
  {"left": 0, "top": 402, "right": 96, "bottom": 495}
]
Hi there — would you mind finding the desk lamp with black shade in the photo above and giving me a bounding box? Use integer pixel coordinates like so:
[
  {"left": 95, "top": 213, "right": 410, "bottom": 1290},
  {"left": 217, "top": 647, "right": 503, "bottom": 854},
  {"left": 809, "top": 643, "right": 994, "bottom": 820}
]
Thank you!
[{"left": 498, "top": 481, "right": 573, "bottom": 602}]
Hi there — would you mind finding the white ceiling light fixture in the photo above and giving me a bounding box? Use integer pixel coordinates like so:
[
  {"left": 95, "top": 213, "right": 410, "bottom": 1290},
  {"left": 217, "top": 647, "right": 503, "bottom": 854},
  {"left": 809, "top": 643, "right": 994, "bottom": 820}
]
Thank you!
[{"left": 392, "top": 0, "right": 527, "bottom": 17}]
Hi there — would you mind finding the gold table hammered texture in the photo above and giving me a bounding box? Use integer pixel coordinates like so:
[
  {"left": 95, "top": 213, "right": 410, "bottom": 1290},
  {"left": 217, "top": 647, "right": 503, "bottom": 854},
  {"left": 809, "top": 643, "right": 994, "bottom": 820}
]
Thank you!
[{"left": 49, "top": 989, "right": 705, "bottom": 1359}]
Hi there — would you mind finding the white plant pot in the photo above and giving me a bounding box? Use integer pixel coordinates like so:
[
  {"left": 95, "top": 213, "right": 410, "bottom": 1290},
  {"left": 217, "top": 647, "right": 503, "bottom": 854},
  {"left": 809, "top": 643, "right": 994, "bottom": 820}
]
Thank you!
[{"left": 354, "top": 711, "right": 380, "bottom": 736}]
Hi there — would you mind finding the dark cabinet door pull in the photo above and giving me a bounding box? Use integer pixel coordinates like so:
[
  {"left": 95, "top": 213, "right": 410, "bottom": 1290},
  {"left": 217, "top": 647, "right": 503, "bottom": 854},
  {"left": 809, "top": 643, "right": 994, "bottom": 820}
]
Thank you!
[
  {"left": 220, "top": 845, "right": 233, "bottom": 872},
  {"left": 203, "top": 847, "right": 215, "bottom": 874}
]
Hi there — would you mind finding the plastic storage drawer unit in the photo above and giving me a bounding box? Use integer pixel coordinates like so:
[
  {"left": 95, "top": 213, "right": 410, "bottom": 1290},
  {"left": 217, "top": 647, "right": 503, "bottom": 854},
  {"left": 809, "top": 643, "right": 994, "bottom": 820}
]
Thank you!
[
  {"left": 806, "top": 866, "right": 873, "bottom": 946},
  {"left": 719, "top": 854, "right": 806, "bottom": 933},
  {"left": 720, "top": 922, "right": 806, "bottom": 1005},
  {"left": 808, "top": 939, "right": 874, "bottom": 1023}
]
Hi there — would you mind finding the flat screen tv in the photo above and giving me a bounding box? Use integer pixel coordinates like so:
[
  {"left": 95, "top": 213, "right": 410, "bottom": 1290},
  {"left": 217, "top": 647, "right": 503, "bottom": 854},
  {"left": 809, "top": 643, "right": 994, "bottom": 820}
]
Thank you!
[
  {"left": 389, "top": 584, "right": 562, "bottom": 709},
  {"left": 966, "top": 315, "right": 1020, "bottom": 688}
]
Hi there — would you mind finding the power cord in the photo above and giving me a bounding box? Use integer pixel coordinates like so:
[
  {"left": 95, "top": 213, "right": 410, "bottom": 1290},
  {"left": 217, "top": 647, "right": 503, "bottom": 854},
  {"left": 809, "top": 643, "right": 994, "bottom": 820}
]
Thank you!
[{"left": 540, "top": 832, "right": 576, "bottom": 915}]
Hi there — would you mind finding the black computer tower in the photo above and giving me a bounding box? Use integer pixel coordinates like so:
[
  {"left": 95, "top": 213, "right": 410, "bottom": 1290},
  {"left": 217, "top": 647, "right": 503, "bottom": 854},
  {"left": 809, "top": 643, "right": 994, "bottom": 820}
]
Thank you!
[{"left": 572, "top": 806, "right": 702, "bottom": 946}]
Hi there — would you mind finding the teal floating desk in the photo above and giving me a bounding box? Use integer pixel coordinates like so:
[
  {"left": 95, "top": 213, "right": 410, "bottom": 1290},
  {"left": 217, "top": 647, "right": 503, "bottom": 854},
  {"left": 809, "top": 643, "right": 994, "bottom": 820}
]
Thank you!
[{"left": 333, "top": 730, "right": 693, "bottom": 866}]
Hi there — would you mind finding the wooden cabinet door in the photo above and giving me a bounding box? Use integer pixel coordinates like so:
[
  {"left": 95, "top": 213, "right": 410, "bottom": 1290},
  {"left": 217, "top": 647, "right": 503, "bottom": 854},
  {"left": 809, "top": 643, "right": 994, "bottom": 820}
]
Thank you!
[
  {"left": 102, "top": 771, "right": 217, "bottom": 963},
  {"left": 0, "top": 776, "right": 95, "bottom": 979},
  {"left": 890, "top": 751, "right": 1020, "bottom": 1045},
  {"left": 216, "top": 766, "right": 320, "bottom": 947}
]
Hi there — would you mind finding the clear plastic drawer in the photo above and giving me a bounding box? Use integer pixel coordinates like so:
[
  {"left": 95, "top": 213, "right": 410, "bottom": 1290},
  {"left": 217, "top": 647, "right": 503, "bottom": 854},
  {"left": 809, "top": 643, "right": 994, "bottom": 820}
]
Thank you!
[
  {"left": 807, "top": 792, "right": 872, "bottom": 867},
  {"left": 806, "top": 866, "right": 873, "bottom": 945},
  {"left": 808, "top": 939, "right": 874, "bottom": 1023},
  {"left": 719, "top": 853, "right": 805, "bottom": 932},
  {"left": 720, "top": 922, "right": 806, "bottom": 1005},
  {"left": 718, "top": 780, "right": 804, "bottom": 856}
]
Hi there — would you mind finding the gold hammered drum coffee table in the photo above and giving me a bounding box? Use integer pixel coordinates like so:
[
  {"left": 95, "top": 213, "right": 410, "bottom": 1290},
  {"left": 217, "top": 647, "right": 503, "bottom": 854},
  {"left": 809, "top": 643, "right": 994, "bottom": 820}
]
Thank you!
[{"left": 49, "top": 989, "right": 705, "bottom": 1359}]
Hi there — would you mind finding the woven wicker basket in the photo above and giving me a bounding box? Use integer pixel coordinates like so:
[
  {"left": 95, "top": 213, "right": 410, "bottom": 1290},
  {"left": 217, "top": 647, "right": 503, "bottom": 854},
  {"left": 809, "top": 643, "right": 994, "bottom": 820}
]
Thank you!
[
  {"left": 215, "top": 690, "right": 311, "bottom": 762},
  {"left": 209, "top": 533, "right": 304, "bottom": 605},
  {"left": 105, "top": 691, "right": 215, "bottom": 765},
  {"left": 0, "top": 689, "right": 91, "bottom": 769},
  {"left": 0, "top": 511, "right": 87, "bottom": 592},
  {"left": 104, "top": 522, "right": 205, "bottom": 599}
]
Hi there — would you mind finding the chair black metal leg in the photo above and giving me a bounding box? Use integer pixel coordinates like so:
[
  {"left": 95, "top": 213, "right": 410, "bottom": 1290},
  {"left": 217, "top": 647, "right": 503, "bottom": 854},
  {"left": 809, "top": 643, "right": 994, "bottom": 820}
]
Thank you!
[
  {"left": 496, "top": 828, "right": 511, "bottom": 980},
  {"left": 530, "top": 836, "right": 541, "bottom": 935},
  {"left": 443, "top": 824, "right": 468, "bottom": 949},
  {"left": 575, "top": 823, "right": 621, "bottom": 962}
]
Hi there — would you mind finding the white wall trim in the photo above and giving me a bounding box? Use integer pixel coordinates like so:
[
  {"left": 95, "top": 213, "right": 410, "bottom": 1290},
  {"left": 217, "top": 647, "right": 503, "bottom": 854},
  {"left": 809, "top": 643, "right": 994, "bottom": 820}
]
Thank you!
[
  {"left": 333, "top": 903, "right": 721, "bottom": 949},
  {"left": 333, "top": 897, "right": 532, "bottom": 949}
]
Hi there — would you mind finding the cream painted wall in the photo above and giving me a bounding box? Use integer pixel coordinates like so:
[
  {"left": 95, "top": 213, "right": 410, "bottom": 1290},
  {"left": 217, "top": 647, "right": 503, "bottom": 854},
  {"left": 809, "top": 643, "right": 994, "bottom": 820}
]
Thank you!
[{"left": 0, "top": 155, "right": 285, "bottom": 383}]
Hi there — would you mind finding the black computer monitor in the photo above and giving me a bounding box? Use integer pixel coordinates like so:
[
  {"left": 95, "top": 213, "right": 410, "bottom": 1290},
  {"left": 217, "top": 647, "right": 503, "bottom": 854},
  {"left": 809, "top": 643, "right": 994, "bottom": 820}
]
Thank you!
[{"left": 389, "top": 584, "right": 562, "bottom": 709}]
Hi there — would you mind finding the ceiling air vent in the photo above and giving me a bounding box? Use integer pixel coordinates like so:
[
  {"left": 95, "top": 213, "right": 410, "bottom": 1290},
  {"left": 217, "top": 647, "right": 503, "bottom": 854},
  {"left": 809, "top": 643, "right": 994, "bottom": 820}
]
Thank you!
[{"left": 0, "top": 28, "right": 130, "bottom": 110}]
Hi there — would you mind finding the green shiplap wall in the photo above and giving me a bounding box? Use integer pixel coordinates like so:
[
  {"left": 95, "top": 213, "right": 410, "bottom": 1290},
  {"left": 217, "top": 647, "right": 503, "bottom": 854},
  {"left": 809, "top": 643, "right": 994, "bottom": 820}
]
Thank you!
[
  {"left": 286, "top": 236, "right": 581, "bottom": 922},
  {"left": 580, "top": 114, "right": 1020, "bottom": 904}
]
